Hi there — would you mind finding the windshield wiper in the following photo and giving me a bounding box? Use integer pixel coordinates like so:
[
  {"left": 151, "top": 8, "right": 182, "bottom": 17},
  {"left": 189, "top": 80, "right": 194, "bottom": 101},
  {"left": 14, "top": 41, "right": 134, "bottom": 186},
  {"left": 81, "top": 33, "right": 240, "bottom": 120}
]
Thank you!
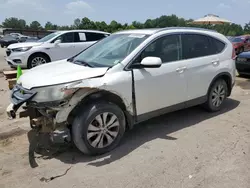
[{"left": 73, "top": 60, "right": 93, "bottom": 67}]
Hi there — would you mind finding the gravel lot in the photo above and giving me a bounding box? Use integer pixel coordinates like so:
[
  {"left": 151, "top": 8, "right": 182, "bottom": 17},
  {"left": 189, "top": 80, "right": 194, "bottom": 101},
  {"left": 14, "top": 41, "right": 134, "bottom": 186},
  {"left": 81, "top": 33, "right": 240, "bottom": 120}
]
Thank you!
[{"left": 0, "top": 47, "right": 249, "bottom": 188}]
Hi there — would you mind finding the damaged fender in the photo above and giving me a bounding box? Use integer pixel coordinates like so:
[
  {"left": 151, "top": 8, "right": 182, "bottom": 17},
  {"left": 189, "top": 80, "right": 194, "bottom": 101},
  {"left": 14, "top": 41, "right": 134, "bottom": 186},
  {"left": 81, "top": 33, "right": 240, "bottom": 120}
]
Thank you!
[{"left": 55, "top": 78, "right": 132, "bottom": 123}]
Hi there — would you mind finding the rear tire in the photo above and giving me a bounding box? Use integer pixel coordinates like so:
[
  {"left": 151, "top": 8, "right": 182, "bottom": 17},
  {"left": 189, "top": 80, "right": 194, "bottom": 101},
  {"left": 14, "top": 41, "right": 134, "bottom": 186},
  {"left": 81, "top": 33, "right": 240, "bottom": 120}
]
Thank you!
[
  {"left": 72, "top": 101, "right": 126, "bottom": 156},
  {"left": 203, "top": 79, "right": 228, "bottom": 112}
]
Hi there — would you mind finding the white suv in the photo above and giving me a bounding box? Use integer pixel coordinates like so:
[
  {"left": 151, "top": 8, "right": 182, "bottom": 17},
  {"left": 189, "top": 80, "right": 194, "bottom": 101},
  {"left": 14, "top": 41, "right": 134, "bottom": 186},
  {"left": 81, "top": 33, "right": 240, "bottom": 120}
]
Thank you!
[
  {"left": 7, "top": 27, "right": 236, "bottom": 155},
  {"left": 5, "top": 30, "right": 110, "bottom": 68}
]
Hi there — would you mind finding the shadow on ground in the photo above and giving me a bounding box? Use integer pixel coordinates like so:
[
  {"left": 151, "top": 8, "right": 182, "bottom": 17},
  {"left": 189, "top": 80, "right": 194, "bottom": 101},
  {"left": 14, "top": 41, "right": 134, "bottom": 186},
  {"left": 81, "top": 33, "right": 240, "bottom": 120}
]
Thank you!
[{"left": 27, "top": 98, "right": 240, "bottom": 168}]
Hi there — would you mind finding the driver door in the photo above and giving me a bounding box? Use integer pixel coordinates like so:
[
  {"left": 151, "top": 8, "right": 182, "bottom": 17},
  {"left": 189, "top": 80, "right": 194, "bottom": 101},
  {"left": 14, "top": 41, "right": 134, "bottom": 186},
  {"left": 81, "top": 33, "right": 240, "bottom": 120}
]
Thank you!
[{"left": 132, "top": 34, "right": 188, "bottom": 118}]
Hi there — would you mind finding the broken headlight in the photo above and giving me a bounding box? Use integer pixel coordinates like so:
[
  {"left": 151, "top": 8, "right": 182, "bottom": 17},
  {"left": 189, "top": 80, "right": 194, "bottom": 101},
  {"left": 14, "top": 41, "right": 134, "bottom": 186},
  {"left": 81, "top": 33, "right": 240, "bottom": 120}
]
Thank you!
[{"left": 31, "top": 82, "right": 79, "bottom": 103}]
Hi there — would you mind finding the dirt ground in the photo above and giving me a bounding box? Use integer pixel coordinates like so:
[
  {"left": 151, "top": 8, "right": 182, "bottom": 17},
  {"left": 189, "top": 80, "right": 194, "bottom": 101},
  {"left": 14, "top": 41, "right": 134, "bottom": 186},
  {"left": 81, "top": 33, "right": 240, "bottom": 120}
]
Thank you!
[{"left": 0, "top": 47, "right": 250, "bottom": 188}]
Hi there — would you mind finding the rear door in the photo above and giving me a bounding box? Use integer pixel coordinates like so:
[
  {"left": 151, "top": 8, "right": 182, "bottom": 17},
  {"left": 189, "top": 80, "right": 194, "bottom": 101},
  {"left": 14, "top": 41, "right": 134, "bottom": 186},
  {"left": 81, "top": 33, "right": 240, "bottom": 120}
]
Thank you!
[{"left": 182, "top": 33, "right": 226, "bottom": 100}]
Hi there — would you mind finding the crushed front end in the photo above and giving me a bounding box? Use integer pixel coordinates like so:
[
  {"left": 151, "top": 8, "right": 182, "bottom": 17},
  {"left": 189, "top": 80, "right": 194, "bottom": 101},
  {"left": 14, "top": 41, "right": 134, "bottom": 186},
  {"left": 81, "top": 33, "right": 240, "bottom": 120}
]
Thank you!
[{"left": 7, "top": 84, "right": 77, "bottom": 144}]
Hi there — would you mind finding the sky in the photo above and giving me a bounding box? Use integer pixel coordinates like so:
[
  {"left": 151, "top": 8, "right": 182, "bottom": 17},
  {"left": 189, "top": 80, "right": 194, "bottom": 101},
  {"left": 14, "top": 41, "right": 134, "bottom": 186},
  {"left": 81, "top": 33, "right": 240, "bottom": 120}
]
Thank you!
[{"left": 0, "top": 0, "right": 249, "bottom": 27}]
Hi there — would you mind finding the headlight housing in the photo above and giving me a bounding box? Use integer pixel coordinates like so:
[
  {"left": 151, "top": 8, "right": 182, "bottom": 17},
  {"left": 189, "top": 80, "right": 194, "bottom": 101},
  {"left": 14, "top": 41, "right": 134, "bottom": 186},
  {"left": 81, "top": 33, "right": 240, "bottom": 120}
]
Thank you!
[
  {"left": 31, "top": 82, "right": 80, "bottom": 103},
  {"left": 12, "top": 46, "right": 32, "bottom": 52}
]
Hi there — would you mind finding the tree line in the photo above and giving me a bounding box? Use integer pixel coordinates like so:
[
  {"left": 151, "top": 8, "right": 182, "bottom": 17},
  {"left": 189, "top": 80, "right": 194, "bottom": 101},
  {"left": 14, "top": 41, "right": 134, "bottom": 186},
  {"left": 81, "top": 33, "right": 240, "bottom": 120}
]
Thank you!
[{"left": 1, "top": 15, "right": 250, "bottom": 36}]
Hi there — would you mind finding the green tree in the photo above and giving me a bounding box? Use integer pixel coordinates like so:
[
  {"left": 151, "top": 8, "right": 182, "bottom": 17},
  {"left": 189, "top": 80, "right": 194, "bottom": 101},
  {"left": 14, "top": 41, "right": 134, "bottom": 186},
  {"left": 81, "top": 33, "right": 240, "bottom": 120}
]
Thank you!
[
  {"left": 2, "top": 17, "right": 26, "bottom": 29},
  {"left": 44, "top": 21, "right": 58, "bottom": 30},
  {"left": 30, "top": 21, "right": 42, "bottom": 30},
  {"left": 244, "top": 22, "right": 250, "bottom": 34},
  {"left": 2, "top": 15, "right": 248, "bottom": 36}
]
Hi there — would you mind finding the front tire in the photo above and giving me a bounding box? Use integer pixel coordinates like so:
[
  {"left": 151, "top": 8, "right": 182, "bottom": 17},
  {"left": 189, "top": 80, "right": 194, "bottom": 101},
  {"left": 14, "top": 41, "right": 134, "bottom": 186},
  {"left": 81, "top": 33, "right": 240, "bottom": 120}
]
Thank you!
[
  {"left": 204, "top": 79, "right": 228, "bottom": 112},
  {"left": 72, "top": 101, "right": 126, "bottom": 156},
  {"left": 27, "top": 54, "right": 49, "bottom": 69}
]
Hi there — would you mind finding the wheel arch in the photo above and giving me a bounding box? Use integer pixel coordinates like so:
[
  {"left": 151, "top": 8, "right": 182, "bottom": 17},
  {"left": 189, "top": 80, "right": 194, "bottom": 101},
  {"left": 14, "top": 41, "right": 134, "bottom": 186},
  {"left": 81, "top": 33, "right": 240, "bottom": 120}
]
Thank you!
[
  {"left": 67, "top": 89, "right": 134, "bottom": 130},
  {"left": 207, "top": 72, "right": 233, "bottom": 97},
  {"left": 28, "top": 52, "right": 51, "bottom": 65}
]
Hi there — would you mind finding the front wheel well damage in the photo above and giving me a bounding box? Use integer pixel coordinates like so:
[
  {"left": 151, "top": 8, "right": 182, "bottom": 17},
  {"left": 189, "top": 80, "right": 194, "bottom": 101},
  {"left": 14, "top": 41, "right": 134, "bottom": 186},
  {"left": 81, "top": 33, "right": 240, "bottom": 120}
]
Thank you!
[{"left": 67, "top": 90, "right": 133, "bottom": 130}]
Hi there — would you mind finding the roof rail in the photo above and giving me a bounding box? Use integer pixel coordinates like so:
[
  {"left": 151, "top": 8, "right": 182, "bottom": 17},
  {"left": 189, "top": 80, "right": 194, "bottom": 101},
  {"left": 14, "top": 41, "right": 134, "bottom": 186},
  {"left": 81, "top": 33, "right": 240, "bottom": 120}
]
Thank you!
[{"left": 155, "top": 27, "right": 218, "bottom": 33}]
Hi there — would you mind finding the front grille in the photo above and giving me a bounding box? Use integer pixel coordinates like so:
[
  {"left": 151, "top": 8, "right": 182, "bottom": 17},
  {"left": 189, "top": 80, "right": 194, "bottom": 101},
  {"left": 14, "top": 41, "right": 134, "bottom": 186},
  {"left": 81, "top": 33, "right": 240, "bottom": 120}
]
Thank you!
[
  {"left": 6, "top": 49, "right": 11, "bottom": 56},
  {"left": 11, "top": 84, "right": 37, "bottom": 106}
]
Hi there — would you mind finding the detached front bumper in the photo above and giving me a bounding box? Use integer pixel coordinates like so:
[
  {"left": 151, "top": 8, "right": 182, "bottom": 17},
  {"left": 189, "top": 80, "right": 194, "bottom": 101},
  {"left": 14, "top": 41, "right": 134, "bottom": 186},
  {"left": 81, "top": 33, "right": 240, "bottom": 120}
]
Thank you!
[
  {"left": 7, "top": 85, "right": 71, "bottom": 143},
  {"left": 7, "top": 84, "right": 37, "bottom": 119}
]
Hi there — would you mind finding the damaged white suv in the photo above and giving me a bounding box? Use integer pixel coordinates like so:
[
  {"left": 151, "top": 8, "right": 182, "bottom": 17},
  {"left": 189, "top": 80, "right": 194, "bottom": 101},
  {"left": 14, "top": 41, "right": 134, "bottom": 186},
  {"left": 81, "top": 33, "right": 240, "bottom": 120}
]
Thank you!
[{"left": 7, "top": 27, "right": 236, "bottom": 155}]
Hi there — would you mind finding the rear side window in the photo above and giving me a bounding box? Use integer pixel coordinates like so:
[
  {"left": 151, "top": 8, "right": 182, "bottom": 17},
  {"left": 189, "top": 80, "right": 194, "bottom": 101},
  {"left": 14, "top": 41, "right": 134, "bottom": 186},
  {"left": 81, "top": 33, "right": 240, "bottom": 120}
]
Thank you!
[
  {"left": 85, "top": 32, "right": 106, "bottom": 41},
  {"left": 74, "top": 32, "right": 87, "bottom": 42},
  {"left": 210, "top": 37, "right": 226, "bottom": 54},
  {"left": 182, "top": 34, "right": 213, "bottom": 59}
]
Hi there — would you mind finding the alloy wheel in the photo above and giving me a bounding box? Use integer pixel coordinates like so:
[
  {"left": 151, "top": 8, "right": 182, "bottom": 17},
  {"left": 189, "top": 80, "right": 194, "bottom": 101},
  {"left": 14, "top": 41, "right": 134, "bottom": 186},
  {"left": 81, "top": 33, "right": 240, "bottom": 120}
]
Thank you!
[
  {"left": 31, "top": 57, "right": 46, "bottom": 67},
  {"left": 87, "top": 112, "right": 120, "bottom": 148},
  {"left": 211, "top": 83, "right": 226, "bottom": 107}
]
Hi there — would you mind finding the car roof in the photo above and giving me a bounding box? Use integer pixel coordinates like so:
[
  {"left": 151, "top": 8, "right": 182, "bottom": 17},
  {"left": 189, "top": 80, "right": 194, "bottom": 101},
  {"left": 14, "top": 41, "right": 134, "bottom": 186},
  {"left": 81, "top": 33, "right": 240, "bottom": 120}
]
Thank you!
[
  {"left": 56, "top": 30, "right": 110, "bottom": 35},
  {"left": 115, "top": 27, "right": 218, "bottom": 35}
]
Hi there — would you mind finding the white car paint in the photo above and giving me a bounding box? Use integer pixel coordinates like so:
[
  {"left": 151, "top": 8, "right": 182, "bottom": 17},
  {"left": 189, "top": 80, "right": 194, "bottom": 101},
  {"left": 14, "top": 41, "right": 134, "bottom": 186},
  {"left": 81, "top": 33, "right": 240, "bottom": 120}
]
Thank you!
[
  {"left": 15, "top": 27, "right": 236, "bottom": 122},
  {"left": 6, "top": 30, "right": 110, "bottom": 68}
]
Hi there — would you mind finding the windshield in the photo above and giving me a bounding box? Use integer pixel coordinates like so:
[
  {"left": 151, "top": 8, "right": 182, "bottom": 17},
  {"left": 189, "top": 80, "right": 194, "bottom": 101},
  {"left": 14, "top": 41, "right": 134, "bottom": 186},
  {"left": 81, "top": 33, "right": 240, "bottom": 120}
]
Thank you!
[
  {"left": 72, "top": 33, "right": 149, "bottom": 67},
  {"left": 232, "top": 37, "right": 244, "bottom": 43},
  {"left": 38, "top": 32, "right": 60, "bottom": 42}
]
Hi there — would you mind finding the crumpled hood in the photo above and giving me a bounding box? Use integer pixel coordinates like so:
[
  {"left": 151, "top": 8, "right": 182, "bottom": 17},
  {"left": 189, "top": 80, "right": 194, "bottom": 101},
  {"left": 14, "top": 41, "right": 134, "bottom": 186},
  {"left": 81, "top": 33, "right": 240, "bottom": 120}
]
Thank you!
[
  {"left": 7, "top": 42, "right": 43, "bottom": 49},
  {"left": 18, "top": 60, "right": 109, "bottom": 89}
]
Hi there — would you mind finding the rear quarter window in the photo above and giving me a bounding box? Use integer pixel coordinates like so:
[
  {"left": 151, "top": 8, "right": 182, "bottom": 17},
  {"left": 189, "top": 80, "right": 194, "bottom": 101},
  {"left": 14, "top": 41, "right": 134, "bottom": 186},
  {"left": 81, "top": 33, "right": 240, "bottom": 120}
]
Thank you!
[
  {"left": 182, "top": 34, "right": 213, "bottom": 59},
  {"left": 209, "top": 37, "right": 226, "bottom": 54}
]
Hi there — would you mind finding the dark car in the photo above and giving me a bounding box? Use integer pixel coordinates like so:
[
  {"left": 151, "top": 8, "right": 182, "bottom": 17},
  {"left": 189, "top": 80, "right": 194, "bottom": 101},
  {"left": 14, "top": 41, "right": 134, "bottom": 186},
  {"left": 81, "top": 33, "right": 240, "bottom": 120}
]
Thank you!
[
  {"left": 24, "top": 36, "right": 39, "bottom": 42},
  {"left": 0, "top": 35, "right": 19, "bottom": 48},
  {"left": 235, "top": 51, "right": 250, "bottom": 76},
  {"left": 231, "top": 35, "right": 250, "bottom": 55}
]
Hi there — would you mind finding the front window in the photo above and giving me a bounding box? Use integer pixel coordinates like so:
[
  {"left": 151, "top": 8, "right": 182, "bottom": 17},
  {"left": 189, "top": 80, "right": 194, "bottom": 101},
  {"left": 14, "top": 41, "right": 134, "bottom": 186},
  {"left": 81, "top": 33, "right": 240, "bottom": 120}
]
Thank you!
[
  {"left": 71, "top": 33, "right": 149, "bottom": 67},
  {"left": 38, "top": 32, "right": 62, "bottom": 42},
  {"left": 232, "top": 37, "right": 244, "bottom": 43}
]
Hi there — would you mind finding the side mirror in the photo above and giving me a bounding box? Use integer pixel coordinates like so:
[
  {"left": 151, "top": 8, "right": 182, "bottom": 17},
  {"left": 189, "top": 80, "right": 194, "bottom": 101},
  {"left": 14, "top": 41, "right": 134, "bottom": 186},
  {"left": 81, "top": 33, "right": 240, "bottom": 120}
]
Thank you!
[
  {"left": 54, "top": 39, "right": 61, "bottom": 45},
  {"left": 140, "top": 56, "right": 162, "bottom": 68}
]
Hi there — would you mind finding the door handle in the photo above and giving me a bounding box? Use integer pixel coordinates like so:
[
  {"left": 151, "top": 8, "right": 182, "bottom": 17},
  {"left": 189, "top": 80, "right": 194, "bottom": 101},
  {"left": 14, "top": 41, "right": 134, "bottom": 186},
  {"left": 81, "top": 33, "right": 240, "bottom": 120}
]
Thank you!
[{"left": 176, "top": 66, "right": 187, "bottom": 73}]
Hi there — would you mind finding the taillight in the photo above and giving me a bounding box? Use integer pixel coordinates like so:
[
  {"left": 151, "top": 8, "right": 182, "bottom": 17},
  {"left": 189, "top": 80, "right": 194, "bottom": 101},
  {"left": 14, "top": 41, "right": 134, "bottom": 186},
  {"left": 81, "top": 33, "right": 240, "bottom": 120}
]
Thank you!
[{"left": 232, "top": 44, "right": 236, "bottom": 60}]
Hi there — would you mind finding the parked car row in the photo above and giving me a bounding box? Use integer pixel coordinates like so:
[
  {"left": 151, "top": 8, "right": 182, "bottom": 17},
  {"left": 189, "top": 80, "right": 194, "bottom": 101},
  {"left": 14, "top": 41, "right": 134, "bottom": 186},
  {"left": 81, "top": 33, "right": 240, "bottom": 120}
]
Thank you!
[
  {"left": 0, "top": 33, "right": 39, "bottom": 48},
  {"left": 226, "top": 35, "right": 250, "bottom": 76},
  {"left": 228, "top": 35, "right": 250, "bottom": 55},
  {"left": 5, "top": 30, "right": 110, "bottom": 68},
  {"left": 6, "top": 27, "right": 236, "bottom": 156}
]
